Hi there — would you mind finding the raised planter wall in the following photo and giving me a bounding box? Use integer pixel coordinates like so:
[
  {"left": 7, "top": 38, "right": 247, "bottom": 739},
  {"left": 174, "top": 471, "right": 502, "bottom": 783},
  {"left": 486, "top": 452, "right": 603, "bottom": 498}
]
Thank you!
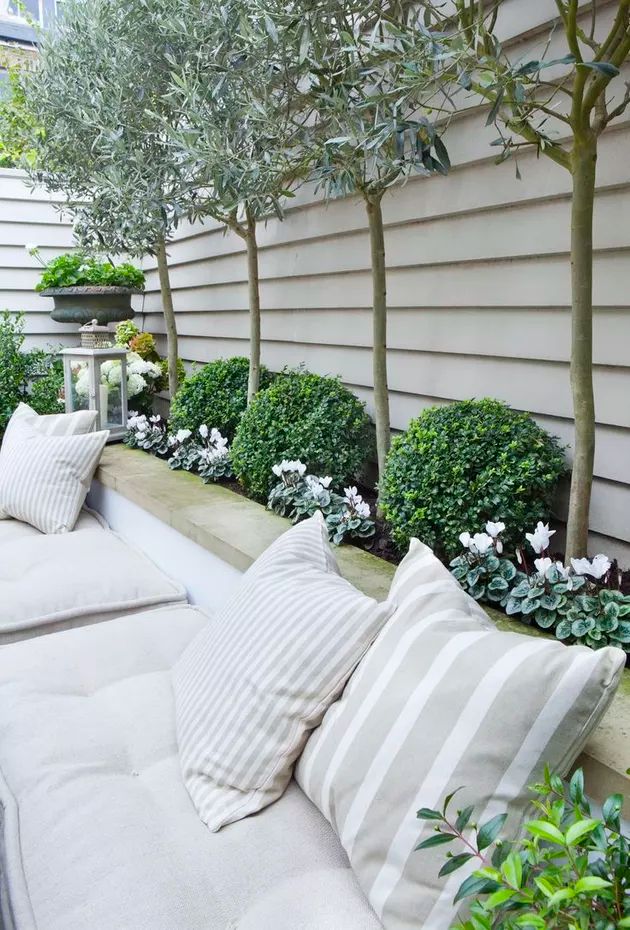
[{"left": 95, "top": 446, "right": 630, "bottom": 813}]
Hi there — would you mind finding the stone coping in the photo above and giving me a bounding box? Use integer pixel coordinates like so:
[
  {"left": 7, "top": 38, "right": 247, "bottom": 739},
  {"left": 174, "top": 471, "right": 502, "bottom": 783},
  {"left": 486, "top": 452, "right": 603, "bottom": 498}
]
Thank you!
[{"left": 96, "top": 445, "right": 629, "bottom": 806}]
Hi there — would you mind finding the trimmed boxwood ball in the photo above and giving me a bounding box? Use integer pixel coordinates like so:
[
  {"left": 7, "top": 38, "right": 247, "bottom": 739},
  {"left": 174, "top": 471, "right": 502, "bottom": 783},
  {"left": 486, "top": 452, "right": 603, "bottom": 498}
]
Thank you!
[
  {"left": 231, "top": 371, "right": 374, "bottom": 501},
  {"left": 380, "top": 398, "right": 567, "bottom": 559},
  {"left": 169, "top": 357, "right": 274, "bottom": 440}
]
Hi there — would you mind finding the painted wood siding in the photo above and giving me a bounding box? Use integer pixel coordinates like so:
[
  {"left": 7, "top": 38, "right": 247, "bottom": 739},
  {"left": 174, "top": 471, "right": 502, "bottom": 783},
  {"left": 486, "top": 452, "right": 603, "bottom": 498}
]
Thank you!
[
  {"left": 138, "top": 4, "right": 630, "bottom": 562},
  {"left": 0, "top": 168, "right": 76, "bottom": 349}
]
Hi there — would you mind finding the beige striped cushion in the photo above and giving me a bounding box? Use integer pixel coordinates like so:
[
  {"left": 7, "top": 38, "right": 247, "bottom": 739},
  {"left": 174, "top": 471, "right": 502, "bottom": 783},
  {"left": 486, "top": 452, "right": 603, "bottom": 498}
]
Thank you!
[
  {"left": 0, "top": 403, "right": 98, "bottom": 519},
  {"left": 296, "top": 539, "right": 625, "bottom": 930},
  {"left": 174, "top": 512, "right": 392, "bottom": 832},
  {"left": 0, "top": 417, "right": 108, "bottom": 534}
]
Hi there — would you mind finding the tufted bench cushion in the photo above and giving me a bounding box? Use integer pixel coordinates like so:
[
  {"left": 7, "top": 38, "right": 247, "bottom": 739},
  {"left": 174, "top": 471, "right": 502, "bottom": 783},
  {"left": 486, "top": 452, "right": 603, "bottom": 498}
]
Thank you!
[
  {"left": 0, "top": 518, "right": 186, "bottom": 645},
  {"left": 0, "top": 606, "right": 372, "bottom": 930}
]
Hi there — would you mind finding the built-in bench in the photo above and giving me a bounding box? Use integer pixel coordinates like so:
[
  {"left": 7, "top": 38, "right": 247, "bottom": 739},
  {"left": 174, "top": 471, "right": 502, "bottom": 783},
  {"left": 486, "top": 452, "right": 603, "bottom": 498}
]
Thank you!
[{"left": 93, "top": 445, "right": 630, "bottom": 811}]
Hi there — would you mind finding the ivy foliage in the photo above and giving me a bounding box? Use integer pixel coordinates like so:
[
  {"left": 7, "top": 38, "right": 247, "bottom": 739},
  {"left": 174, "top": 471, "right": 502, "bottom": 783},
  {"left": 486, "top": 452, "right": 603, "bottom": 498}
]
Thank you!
[
  {"left": 35, "top": 253, "right": 145, "bottom": 292},
  {"left": 380, "top": 399, "right": 567, "bottom": 559},
  {"left": 169, "top": 357, "right": 274, "bottom": 441},
  {"left": 231, "top": 370, "right": 374, "bottom": 500}
]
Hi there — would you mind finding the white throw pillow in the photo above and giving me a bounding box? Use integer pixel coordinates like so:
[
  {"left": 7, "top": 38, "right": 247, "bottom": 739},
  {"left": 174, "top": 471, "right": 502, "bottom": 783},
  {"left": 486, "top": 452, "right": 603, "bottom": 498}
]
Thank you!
[
  {"left": 174, "top": 512, "right": 392, "bottom": 832},
  {"left": 296, "top": 539, "right": 626, "bottom": 930},
  {"left": 0, "top": 403, "right": 98, "bottom": 519},
  {"left": 0, "top": 415, "right": 108, "bottom": 534}
]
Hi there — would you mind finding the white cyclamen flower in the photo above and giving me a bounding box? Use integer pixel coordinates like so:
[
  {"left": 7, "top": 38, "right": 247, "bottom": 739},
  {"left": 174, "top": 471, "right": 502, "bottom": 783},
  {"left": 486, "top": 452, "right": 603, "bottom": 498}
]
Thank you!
[
  {"left": 471, "top": 533, "right": 494, "bottom": 555},
  {"left": 485, "top": 521, "right": 505, "bottom": 538},
  {"left": 525, "top": 522, "right": 556, "bottom": 555},
  {"left": 199, "top": 424, "right": 209, "bottom": 439},
  {"left": 534, "top": 557, "right": 553, "bottom": 576},
  {"left": 355, "top": 500, "right": 371, "bottom": 518},
  {"left": 570, "top": 553, "right": 611, "bottom": 580},
  {"left": 459, "top": 532, "right": 472, "bottom": 550},
  {"left": 175, "top": 429, "right": 192, "bottom": 444},
  {"left": 320, "top": 476, "right": 332, "bottom": 489},
  {"left": 149, "top": 415, "right": 161, "bottom": 424}
]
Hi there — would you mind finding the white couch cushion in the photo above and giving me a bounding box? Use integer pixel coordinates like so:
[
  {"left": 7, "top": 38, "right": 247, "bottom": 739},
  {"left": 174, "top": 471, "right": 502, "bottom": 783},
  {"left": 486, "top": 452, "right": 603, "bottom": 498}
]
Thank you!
[
  {"left": 0, "top": 506, "right": 106, "bottom": 546},
  {"left": 0, "top": 607, "right": 368, "bottom": 930},
  {"left": 0, "top": 418, "right": 108, "bottom": 534},
  {"left": 0, "top": 403, "right": 98, "bottom": 519},
  {"left": 296, "top": 540, "right": 626, "bottom": 930},
  {"left": 174, "top": 513, "right": 391, "bottom": 832},
  {"left": 0, "top": 527, "right": 186, "bottom": 644}
]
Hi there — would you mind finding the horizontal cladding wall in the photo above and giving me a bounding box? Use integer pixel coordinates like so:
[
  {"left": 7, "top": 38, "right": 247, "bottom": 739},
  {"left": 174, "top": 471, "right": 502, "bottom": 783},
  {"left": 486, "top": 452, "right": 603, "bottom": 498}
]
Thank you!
[
  {"left": 0, "top": 169, "right": 77, "bottom": 349},
  {"left": 140, "top": 119, "right": 630, "bottom": 560}
]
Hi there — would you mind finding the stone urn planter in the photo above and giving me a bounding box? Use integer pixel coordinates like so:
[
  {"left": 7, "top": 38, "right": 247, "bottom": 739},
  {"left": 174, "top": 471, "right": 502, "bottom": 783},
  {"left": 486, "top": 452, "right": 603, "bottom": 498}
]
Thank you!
[{"left": 41, "top": 286, "right": 142, "bottom": 326}]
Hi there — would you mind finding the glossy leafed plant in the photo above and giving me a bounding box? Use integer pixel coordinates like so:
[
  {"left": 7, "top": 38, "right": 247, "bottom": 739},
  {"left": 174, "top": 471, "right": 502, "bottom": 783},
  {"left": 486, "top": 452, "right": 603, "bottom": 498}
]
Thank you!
[{"left": 417, "top": 767, "right": 630, "bottom": 930}]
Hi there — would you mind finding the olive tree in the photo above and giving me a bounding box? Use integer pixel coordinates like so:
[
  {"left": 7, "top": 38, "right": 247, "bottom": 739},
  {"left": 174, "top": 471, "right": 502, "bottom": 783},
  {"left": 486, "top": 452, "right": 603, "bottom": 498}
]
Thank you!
[
  {"left": 408, "top": 1, "right": 630, "bottom": 558},
  {"left": 25, "top": 0, "right": 198, "bottom": 397},
  {"left": 271, "top": 1, "right": 450, "bottom": 493},
  {"left": 159, "top": 0, "right": 307, "bottom": 402}
]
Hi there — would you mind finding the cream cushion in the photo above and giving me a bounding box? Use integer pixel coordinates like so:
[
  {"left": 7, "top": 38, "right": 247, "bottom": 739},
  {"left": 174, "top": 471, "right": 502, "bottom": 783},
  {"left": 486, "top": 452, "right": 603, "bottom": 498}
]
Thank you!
[
  {"left": 0, "top": 607, "right": 373, "bottom": 930},
  {"left": 0, "top": 506, "right": 106, "bottom": 545},
  {"left": 0, "top": 415, "right": 108, "bottom": 534},
  {"left": 174, "top": 513, "right": 391, "bottom": 832},
  {"left": 296, "top": 540, "right": 626, "bottom": 930},
  {"left": 0, "top": 403, "right": 97, "bottom": 520},
  {"left": 0, "top": 524, "right": 186, "bottom": 644}
]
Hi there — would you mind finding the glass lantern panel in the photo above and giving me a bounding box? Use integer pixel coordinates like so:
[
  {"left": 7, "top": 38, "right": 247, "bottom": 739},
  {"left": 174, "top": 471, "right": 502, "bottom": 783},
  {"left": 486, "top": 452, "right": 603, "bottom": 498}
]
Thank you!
[
  {"left": 98, "top": 359, "right": 125, "bottom": 429},
  {"left": 68, "top": 360, "right": 91, "bottom": 412}
]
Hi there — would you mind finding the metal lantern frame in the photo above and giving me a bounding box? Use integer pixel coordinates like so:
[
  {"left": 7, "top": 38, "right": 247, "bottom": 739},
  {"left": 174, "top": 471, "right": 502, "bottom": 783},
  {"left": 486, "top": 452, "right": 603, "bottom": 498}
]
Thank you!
[{"left": 61, "top": 346, "right": 128, "bottom": 442}]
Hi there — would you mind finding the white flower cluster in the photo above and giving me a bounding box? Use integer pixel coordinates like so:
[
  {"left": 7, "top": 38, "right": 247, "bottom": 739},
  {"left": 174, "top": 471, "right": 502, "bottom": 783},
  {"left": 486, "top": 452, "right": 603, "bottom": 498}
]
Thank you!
[
  {"left": 459, "top": 521, "right": 506, "bottom": 555},
  {"left": 343, "top": 486, "right": 371, "bottom": 519},
  {"left": 196, "top": 425, "right": 230, "bottom": 466},
  {"left": 75, "top": 351, "right": 162, "bottom": 400},
  {"left": 272, "top": 460, "right": 307, "bottom": 479},
  {"left": 460, "top": 518, "right": 612, "bottom": 582}
]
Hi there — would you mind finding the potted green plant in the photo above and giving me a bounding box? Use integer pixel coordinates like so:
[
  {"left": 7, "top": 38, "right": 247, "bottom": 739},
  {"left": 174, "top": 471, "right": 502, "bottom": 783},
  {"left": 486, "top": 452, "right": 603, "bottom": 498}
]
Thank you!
[{"left": 30, "top": 248, "right": 145, "bottom": 325}]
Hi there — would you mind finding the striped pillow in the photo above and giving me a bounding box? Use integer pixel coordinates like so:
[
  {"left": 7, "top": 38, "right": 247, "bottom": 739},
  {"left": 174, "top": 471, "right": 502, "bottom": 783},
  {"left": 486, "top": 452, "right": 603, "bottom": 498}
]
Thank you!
[
  {"left": 174, "top": 512, "right": 392, "bottom": 832},
  {"left": 296, "top": 539, "right": 625, "bottom": 930},
  {"left": 0, "top": 403, "right": 98, "bottom": 519},
  {"left": 0, "top": 419, "right": 108, "bottom": 534}
]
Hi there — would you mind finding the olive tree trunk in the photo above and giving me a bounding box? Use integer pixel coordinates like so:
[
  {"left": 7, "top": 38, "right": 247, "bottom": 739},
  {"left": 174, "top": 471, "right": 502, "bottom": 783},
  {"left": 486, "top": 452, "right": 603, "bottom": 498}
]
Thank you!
[
  {"left": 565, "top": 137, "right": 598, "bottom": 559},
  {"left": 365, "top": 192, "right": 391, "bottom": 500},
  {"left": 244, "top": 206, "right": 261, "bottom": 404},
  {"left": 155, "top": 236, "right": 179, "bottom": 400}
]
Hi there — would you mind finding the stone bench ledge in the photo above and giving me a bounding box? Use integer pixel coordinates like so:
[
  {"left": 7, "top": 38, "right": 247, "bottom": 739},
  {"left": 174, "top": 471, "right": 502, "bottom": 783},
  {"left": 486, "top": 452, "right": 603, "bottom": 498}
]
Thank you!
[{"left": 96, "top": 445, "right": 630, "bottom": 807}]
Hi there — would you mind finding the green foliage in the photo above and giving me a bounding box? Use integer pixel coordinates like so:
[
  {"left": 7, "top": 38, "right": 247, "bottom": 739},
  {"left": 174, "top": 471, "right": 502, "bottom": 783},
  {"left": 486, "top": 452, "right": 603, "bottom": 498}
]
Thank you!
[
  {"left": 231, "top": 370, "right": 373, "bottom": 501},
  {"left": 0, "top": 68, "right": 40, "bottom": 169},
  {"left": 129, "top": 332, "right": 158, "bottom": 360},
  {"left": 115, "top": 320, "right": 140, "bottom": 347},
  {"left": 169, "top": 357, "right": 273, "bottom": 441},
  {"left": 26, "top": 356, "right": 64, "bottom": 415},
  {"left": 35, "top": 252, "right": 145, "bottom": 292},
  {"left": 0, "top": 313, "right": 64, "bottom": 429},
  {"left": 556, "top": 588, "right": 630, "bottom": 652},
  {"left": 0, "top": 311, "right": 29, "bottom": 430},
  {"left": 417, "top": 767, "right": 630, "bottom": 930},
  {"left": 451, "top": 550, "right": 522, "bottom": 607},
  {"left": 380, "top": 399, "right": 567, "bottom": 559}
]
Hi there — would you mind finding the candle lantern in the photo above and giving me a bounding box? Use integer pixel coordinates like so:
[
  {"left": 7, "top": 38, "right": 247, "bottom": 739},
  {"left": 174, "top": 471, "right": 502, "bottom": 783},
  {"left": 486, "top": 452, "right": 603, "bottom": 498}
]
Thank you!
[{"left": 61, "top": 323, "right": 128, "bottom": 442}]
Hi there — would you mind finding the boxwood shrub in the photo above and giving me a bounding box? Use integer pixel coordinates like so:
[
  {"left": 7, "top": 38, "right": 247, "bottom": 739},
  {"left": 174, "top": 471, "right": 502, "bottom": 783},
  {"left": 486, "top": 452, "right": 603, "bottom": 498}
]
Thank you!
[
  {"left": 169, "top": 357, "right": 274, "bottom": 440},
  {"left": 380, "top": 398, "right": 567, "bottom": 559},
  {"left": 231, "top": 370, "right": 374, "bottom": 501}
]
